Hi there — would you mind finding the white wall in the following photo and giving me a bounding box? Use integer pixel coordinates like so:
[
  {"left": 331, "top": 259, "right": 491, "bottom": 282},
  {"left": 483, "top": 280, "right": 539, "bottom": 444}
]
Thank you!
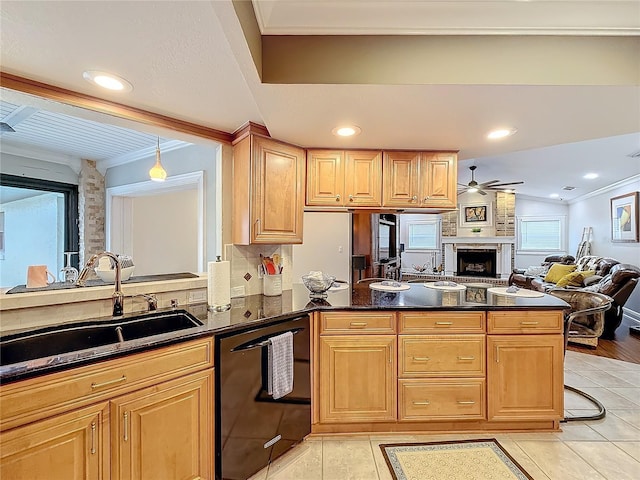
[
  {"left": 292, "top": 212, "right": 351, "bottom": 282},
  {"left": 0, "top": 153, "right": 78, "bottom": 184},
  {"left": 106, "top": 143, "right": 220, "bottom": 262},
  {"left": 130, "top": 190, "right": 198, "bottom": 275},
  {"left": 569, "top": 178, "right": 640, "bottom": 316},
  {"left": 0, "top": 193, "right": 64, "bottom": 287},
  {"left": 514, "top": 196, "right": 570, "bottom": 269}
]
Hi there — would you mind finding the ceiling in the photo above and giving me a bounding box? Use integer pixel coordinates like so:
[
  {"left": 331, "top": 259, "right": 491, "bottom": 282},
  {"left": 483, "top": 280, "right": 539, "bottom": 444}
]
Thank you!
[{"left": 0, "top": 0, "right": 639, "bottom": 202}]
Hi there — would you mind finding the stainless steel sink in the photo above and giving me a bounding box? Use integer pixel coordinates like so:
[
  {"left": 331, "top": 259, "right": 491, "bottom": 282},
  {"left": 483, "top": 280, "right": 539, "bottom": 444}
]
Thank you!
[{"left": 0, "top": 310, "right": 203, "bottom": 365}]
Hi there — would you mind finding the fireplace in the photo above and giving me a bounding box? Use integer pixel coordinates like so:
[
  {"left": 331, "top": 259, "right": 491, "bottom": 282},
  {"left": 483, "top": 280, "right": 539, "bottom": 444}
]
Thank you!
[
  {"left": 443, "top": 237, "right": 515, "bottom": 280},
  {"left": 457, "top": 249, "right": 497, "bottom": 278}
]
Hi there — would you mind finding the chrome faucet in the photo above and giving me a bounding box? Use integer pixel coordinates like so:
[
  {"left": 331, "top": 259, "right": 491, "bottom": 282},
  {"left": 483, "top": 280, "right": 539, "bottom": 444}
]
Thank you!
[
  {"left": 134, "top": 293, "right": 158, "bottom": 311},
  {"left": 76, "top": 251, "right": 124, "bottom": 316}
]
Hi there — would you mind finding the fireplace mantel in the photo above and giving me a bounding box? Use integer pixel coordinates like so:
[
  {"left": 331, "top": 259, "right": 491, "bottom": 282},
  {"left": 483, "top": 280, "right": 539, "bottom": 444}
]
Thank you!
[
  {"left": 442, "top": 236, "right": 515, "bottom": 279},
  {"left": 442, "top": 237, "right": 515, "bottom": 245}
]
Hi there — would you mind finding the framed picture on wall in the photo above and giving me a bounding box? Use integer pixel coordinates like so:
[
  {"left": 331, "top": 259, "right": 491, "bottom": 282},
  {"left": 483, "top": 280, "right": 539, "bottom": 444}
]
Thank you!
[
  {"left": 611, "top": 192, "right": 639, "bottom": 243},
  {"left": 459, "top": 202, "right": 493, "bottom": 227}
]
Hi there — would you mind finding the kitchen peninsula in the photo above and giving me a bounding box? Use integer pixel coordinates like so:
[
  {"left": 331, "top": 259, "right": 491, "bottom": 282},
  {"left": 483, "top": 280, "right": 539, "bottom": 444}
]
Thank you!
[{"left": 1, "top": 283, "right": 569, "bottom": 479}]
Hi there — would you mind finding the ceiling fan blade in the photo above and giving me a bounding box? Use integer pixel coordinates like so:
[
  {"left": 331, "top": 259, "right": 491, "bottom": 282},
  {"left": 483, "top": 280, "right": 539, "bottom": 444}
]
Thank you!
[
  {"left": 478, "top": 180, "right": 500, "bottom": 187},
  {"left": 478, "top": 189, "right": 487, "bottom": 196},
  {"left": 457, "top": 189, "right": 468, "bottom": 196},
  {"left": 457, "top": 183, "right": 469, "bottom": 187},
  {"left": 487, "top": 181, "right": 525, "bottom": 187}
]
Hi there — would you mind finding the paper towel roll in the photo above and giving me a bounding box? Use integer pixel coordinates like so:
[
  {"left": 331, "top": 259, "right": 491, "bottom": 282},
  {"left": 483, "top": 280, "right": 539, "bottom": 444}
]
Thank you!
[{"left": 208, "top": 260, "right": 231, "bottom": 311}]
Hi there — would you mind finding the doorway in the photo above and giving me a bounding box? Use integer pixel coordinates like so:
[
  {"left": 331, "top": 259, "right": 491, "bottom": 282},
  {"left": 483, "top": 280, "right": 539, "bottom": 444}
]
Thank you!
[{"left": 106, "top": 171, "right": 204, "bottom": 275}]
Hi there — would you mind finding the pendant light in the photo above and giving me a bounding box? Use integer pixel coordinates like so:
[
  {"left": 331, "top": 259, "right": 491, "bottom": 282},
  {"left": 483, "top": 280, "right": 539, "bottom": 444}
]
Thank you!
[{"left": 149, "top": 137, "right": 167, "bottom": 182}]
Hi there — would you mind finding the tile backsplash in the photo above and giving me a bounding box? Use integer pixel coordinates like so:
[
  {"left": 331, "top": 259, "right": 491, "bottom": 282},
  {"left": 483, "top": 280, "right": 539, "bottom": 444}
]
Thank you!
[{"left": 225, "top": 244, "right": 293, "bottom": 297}]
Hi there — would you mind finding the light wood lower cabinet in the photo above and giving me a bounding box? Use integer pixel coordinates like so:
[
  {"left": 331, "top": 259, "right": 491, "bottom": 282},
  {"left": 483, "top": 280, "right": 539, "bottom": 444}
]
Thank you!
[
  {"left": 0, "top": 338, "right": 214, "bottom": 479},
  {"left": 487, "top": 335, "right": 564, "bottom": 421},
  {"left": 111, "top": 370, "right": 213, "bottom": 480},
  {"left": 319, "top": 335, "right": 396, "bottom": 423},
  {"left": 1, "top": 403, "right": 108, "bottom": 480}
]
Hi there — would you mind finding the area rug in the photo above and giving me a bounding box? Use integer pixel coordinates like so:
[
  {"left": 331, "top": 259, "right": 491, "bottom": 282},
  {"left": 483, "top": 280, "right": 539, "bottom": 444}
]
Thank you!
[{"left": 380, "top": 439, "right": 533, "bottom": 480}]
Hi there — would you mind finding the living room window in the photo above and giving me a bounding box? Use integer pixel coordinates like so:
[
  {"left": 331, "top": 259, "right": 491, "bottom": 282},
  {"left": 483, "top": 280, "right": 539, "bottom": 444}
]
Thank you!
[
  {"left": 517, "top": 215, "right": 566, "bottom": 253},
  {"left": 406, "top": 219, "right": 441, "bottom": 251}
]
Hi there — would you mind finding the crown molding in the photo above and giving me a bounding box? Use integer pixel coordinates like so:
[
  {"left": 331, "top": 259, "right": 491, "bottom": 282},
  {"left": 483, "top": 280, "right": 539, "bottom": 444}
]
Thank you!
[
  {"left": 97, "top": 140, "right": 192, "bottom": 174},
  {"left": 0, "top": 141, "right": 82, "bottom": 173},
  {"left": 568, "top": 174, "right": 640, "bottom": 204}
]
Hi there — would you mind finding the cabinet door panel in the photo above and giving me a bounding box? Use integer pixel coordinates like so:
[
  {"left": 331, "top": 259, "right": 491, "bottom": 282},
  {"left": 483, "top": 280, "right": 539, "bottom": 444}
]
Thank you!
[
  {"left": 319, "top": 335, "right": 396, "bottom": 423},
  {"left": 382, "top": 151, "right": 420, "bottom": 207},
  {"left": 487, "top": 335, "right": 564, "bottom": 421},
  {"left": 306, "top": 150, "right": 344, "bottom": 206},
  {"left": 1, "top": 403, "right": 108, "bottom": 480},
  {"left": 252, "top": 137, "right": 304, "bottom": 243},
  {"left": 421, "top": 153, "right": 457, "bottom": 207},
  {"left": 111, "top": 370, "right": 213, "bottom": 480},
  {"left": 344, "top": 151, "right": 382, "bottom": 206}
]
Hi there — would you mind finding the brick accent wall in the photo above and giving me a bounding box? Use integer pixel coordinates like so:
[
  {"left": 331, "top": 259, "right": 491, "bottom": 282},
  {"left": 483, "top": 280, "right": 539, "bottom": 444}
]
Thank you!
[
  {"left": 78, "top": 159, "right": 105, "bottom": 266},
  {"left": 495, "top": 192, "right": 516, "bottom": 237}
]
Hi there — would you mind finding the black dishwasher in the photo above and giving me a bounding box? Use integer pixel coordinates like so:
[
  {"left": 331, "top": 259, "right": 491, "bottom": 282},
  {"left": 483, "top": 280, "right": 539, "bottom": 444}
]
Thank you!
[{"left": 215, "top": 314, "right": 311, "bottom": 480}]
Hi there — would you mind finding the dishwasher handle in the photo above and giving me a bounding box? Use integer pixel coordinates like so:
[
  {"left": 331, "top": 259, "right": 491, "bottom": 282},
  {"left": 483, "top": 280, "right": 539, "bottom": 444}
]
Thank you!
[{"left": 230, "top": 327, "right": 304, "bottom": 352}]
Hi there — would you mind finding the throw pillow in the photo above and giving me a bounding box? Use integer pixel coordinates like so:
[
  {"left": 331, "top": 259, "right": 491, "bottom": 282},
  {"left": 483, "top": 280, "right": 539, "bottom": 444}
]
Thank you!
[
  {"left": 556, "top": 270, "right": 595, "bottom": 288},
  {"left": 582, "top": 274, "right": 603, "bottom": 287},
  {"left": 544, "top": 263, "right": 577, "bottom": 283},
  {"left": 524, "top": 265, "right": 547, "bottom": 277}
]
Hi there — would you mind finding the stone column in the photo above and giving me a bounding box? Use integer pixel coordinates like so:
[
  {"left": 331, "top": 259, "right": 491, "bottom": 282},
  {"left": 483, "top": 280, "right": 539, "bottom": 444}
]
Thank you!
[{"left": 78, "top": 159, "right": 105, "bottom": 266}]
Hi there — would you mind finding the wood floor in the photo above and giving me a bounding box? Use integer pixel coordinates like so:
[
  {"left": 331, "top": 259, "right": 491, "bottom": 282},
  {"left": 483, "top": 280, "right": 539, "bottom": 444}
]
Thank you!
[{"left": 567, "top": 316, "right": 640, "bottom": 364}]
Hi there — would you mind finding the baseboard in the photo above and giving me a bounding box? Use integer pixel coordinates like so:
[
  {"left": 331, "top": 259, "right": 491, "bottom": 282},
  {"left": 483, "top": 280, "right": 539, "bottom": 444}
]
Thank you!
[{"left": 623, "top": 307, "right": 640, "bottom": 326}]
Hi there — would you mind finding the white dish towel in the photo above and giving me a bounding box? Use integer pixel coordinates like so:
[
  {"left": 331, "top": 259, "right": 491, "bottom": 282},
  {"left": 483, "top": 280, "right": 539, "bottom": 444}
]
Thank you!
[{"left": 267, "top": 331, "right": 294, "bottom": 399}]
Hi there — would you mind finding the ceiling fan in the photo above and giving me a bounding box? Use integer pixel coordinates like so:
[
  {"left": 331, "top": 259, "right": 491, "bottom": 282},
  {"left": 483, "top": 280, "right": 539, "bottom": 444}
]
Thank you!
[{"left": 458, "top": 165, "right": 524, "bottom": 196}]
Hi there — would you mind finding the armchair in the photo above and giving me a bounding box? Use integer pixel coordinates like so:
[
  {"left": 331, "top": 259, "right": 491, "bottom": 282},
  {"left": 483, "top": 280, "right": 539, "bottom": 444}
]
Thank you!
[{"left": 549, "top": 289, "right": 612, "bottom": 348}]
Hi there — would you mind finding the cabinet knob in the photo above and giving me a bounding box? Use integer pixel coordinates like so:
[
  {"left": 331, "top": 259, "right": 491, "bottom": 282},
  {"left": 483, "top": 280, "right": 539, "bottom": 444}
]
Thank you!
[
  {"left": 423, "top": 196, "right": 430, "bottom": 203},
  {"left": 349, "top": 195, "right": 354, "bottom": 202},
  {"left": 412, "top": 195, "right": 417, "bottom": 202},
  {"left": 336, "top": 194, "right": 341, "bottom": 201}
]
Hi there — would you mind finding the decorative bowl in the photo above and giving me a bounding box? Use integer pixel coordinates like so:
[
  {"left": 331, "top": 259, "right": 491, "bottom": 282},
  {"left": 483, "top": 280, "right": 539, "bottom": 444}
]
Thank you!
[
  {"left": 302, "top": 273, "right": 336, "bottom": 298},
  {"left": 95, "top": 265, "right": 135, "bottom": 283},
  {"left": 412, "top": 264, "right": 428, "bottom": 273}
]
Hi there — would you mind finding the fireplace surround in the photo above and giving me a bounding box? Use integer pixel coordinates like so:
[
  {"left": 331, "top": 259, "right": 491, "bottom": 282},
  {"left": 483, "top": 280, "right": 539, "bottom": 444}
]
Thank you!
[
  {"left": 443, "top": 237, "right": 515, "bottom": 280},
  {"left": 457, "top": 249, "right": 497, "bottom": 277}
]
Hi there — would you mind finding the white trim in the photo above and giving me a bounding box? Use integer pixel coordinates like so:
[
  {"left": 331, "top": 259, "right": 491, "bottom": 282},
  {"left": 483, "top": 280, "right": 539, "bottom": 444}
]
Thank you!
[
  {"left": 568, "top": 174, "right": 640, "bottom": 204},
  {"left": 623, "top": 307, "right": 640, "bottom": 326},
  {"left": 214, "top": 144, "right": 223, "bottom": 258},
  {"left": 106, "top": 171, "right": 205, "bottom": 271},
  {"left": 98, "top": 140, "right": 191, "bottom": 174},
  {"left": 0, "top": 142, "right": 82, "bottom": 173}
]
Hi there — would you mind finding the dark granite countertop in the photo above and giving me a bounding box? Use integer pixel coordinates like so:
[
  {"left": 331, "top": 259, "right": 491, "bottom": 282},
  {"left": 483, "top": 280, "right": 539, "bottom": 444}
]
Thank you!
[{"left": 0, "top": 283, "right": 569, "bottom": 383}]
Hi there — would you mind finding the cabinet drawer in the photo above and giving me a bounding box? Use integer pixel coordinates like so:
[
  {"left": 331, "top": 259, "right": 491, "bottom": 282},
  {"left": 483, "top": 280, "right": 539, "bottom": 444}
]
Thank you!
[
  {"left": 1, "top": 337, "right": 213, "bottom": 431},
  {"left": 488, "top": 311, "right": 563, "bottom": 334},
  {"left": 399, "top": 311, "right": 485, "bottom": 334},
  {"left": 399, "top": 379, "right": 485, "bottom": 421},
  {"left": 399, "top": 335, "right": 485, "bottom": 377},
  {"left": 320, "top": 312, "right": 396, "bottom": 334}
]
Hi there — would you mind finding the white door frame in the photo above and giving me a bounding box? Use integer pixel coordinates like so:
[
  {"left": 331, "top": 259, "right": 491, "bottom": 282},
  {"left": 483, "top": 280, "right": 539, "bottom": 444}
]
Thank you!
[{"left": 106, "top": 171, "right": 205, "bottom": 272}]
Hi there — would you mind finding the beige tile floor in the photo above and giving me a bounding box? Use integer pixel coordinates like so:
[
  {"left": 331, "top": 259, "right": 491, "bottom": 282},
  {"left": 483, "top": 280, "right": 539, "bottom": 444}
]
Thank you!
[{"left": 249, "top": 351, "right": 640, "bottom": 480}]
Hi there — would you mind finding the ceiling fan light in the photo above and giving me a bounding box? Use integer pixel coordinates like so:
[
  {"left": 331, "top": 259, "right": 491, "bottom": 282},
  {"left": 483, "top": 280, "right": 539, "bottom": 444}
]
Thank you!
[
  {"left": 487, "top": 128, "right": 517, "bottom": 140},
  {"left": 468, "top": 187, "right": 479, "bottom": 193}
]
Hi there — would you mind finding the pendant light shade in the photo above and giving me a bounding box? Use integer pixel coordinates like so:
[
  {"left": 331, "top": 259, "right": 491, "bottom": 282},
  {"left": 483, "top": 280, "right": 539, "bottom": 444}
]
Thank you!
[{"left": 149, "top": 137, "right": 167, "bottom": 182}]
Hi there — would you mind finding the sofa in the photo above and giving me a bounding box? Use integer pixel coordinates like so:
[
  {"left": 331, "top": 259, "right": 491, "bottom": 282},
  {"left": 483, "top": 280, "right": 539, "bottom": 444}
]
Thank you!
[{"left": 509, "top": 255, "right": 640, "bottom": 338}]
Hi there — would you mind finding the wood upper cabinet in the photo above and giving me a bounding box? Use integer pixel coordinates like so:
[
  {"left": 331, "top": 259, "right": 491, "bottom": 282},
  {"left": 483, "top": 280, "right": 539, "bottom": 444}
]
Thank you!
[
  {"left": 319, "top": 335, "right": 396, "bottom": 423},
  {"left": 234, "top": 134, "right": 305, "bottom": 244},
  {"left": 382, "top": 151, "right": 457, "bottom": 208},
  {"left": 487, "top": 335, "right": 564, "bottom": 422},
  {"left": 306, "top": 149, "right": 382, "bottom": 207},
  {"left": 111, "top": 370, "right": 213, "bottom": 480},
  {"left": 1, "top": 403, "right": 108, "bottom": 480}
]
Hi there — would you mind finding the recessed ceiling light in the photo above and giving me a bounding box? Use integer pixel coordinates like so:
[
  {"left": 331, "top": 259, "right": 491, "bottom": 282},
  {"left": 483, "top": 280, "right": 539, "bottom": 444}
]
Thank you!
[
  {"left": 583, "top": 173, "right": 599, "bottom": 179},
  {"left": 549, "top": 193, "right": 560, "bottom": 198},
  {"left": 332, "top": 125, "right": 361, "bottom": 137},
  {"left": 83, "top": 70, "right": 133, "bottom": 92},
  {"left": 487, "top": 128, "right": 517, "bottom": 140}
]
